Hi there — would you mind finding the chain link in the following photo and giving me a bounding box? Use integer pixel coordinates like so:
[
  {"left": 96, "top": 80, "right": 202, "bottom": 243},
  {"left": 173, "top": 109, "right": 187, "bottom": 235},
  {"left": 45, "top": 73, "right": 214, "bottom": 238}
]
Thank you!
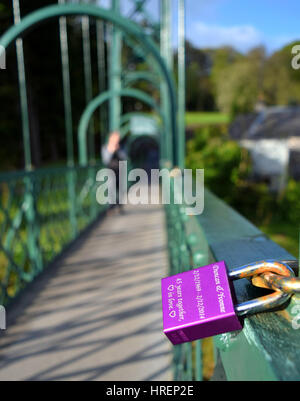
[
  {"left": 251, "top": 260, "right": 300, "bottom": 295},
  {"left": 229, "top": 260, "right": 296, "bottom": 315}
]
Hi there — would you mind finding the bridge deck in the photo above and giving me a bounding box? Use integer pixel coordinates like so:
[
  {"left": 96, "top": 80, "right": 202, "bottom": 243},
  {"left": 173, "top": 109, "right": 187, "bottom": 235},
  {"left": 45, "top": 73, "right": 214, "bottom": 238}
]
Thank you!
[{"left": 0, "top": 204, "right": 171, "bottom": 381}]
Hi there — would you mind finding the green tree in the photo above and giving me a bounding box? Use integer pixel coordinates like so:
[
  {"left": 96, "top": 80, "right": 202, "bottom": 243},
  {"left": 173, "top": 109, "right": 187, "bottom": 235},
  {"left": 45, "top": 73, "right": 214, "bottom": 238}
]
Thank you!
[
  {"left": 263, "top": 41, "right": 300, "bottom": 106},
  {"left": 184, "top": 41, "right": 215, "bottom": 111},
  {"left": 212, "top": 46, "right": 265, "bottom": 116}
]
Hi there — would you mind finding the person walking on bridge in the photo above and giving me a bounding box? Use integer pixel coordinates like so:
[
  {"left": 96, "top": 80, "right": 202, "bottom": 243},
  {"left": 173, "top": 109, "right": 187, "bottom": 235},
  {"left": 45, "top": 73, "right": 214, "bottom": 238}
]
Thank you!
[{"left": 101, "top": 131, "right": 127, "bottom": 213}]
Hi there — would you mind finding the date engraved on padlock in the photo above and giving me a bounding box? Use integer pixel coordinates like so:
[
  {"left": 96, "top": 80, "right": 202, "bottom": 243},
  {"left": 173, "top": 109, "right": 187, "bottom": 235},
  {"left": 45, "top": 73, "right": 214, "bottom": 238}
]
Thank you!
[
  {"left": 161, "top": 259, "right": 296, "bottom": 345},
  {"left": 161, "top": 261, "right": 242, "bottom": 345}
]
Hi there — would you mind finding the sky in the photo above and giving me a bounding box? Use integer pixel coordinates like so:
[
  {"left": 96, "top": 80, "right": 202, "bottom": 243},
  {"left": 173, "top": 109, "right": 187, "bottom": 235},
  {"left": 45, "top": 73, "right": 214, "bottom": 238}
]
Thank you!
[
  {"left": 99, "top": 0, "right": 300, "bottom": 54},
  {"left": 184, "top": 0, "right": 300, "bottom": 53}
]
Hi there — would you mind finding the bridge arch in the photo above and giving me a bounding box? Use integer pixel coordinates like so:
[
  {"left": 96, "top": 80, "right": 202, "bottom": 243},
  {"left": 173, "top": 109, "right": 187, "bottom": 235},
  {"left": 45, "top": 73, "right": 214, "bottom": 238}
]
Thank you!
[
  {"left": 78, "top": 88, "right": 163, "bottom": 166},
  {"left": 0, "top": 3, "right": 177, "bottom": 165},
  {"left": 123, "top": 71, "right": 160, "bottom": 90}
]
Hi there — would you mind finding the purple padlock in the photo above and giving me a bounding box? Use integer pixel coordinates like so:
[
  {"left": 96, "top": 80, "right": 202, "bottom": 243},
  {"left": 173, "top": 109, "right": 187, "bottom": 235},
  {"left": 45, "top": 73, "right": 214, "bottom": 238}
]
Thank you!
[
  {"left": 161, "top": 261, "right": 242, "bottom": 345},
  {"left": 161, "top": 259, "right": 294, "bottom": 345}
]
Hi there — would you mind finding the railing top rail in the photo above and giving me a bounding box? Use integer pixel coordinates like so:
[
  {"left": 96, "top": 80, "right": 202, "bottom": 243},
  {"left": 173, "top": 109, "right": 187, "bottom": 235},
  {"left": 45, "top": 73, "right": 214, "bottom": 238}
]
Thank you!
[
  {"left": 0, "top": 163, "right": 103, "bottom": 183},
  {"left": 197, "top": 189, "right": 299, "bottom": 381}
]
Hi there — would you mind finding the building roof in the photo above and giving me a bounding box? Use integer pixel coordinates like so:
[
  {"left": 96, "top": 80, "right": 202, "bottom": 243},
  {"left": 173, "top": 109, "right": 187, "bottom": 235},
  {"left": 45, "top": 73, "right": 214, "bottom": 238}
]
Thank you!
[{"left": 229, "top": 106, "right": 300, "bottom": 140}]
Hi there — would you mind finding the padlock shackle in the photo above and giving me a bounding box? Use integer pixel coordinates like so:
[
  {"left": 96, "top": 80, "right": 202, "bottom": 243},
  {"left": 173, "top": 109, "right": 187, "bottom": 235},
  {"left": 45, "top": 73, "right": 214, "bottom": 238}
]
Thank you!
[
  {"left": 228, "top": 260, "right": 295, "bottom": 281},
  {"left": 235, "top": 289, "right": 291, "bottom": 316}
]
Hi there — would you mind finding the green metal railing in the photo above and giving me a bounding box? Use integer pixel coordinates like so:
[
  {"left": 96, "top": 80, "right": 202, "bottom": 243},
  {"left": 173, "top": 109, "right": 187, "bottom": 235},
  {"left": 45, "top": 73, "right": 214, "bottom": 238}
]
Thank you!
[
  {"left": 1, "top": 0, "right": 299, "bottom": 382},
  {"left": 164, "top": 175, "right": 209, "bottom": 381},
  {"left": 0, "top": 3, "right": 179, "bottom": 165},
  {"left": 165, "top": 176, "right": 300, "bottom": 381},
  {"left": 0, "top": 2, "right": 178, "bottom": 305},
  {"left": 0, "top": 164, "right": 105, "bottom": 305}
]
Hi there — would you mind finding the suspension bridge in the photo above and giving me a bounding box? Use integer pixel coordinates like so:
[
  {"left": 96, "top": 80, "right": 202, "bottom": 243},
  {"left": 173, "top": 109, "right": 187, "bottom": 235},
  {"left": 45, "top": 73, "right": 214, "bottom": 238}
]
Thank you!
[{"left": 0, "top": 1, "right": 299, "bottom": 381}]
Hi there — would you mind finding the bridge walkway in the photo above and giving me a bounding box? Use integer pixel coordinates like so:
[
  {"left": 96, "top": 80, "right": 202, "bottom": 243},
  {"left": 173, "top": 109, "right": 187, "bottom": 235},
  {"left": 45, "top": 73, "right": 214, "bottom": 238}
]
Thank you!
[{"left": 0, "top": 203, "right": 171, "bottom": 381}]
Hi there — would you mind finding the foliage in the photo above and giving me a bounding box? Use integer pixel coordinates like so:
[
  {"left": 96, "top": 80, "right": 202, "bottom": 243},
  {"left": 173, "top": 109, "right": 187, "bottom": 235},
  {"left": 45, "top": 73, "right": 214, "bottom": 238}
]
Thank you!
[
  {"left": 211, "top": 46, "right": 266, "bottom": 117},
  {"left": 186, "top": 125, "right": 250, "bottom": 201},
  {"left": 186, "top": 125, "right": 300, "bottom": 257},
  {"left": 263, "top": 41, "right": 300, "bottom": 106},
  {"left": 281, "top": 179, "right": 300, "bottom": 223},
  {"left": 183, "top": 41, "right": 216, "bottom": 111},
  {"left": 209, "top": 42, "right": 300, "bottom": 116}
]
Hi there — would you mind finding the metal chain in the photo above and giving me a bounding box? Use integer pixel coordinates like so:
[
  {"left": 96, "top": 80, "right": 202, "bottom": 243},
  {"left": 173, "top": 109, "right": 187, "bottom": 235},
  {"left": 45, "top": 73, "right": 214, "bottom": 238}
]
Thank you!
[
  {"left": 229, "top": 260, "right": 296, "bottom": 315},
  {"left": 250, "top": 260, "right": 300, "bottom": 295}
]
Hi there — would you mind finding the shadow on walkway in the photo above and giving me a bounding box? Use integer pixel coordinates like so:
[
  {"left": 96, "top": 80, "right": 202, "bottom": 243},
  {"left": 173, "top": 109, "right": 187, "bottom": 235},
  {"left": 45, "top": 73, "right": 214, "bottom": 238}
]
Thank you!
[{"left": 0, "top": 204, "right": 171, "bottom": 381}]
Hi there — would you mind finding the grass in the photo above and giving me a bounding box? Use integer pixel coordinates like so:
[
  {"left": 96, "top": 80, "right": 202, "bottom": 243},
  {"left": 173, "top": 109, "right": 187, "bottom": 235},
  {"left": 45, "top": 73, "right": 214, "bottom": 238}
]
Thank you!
[
  {"left": 185, "top": 112, "right": 230, "bottom": 127},
  {"left": 259, "top": 220, "right": 299, "bottom": 259}
]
